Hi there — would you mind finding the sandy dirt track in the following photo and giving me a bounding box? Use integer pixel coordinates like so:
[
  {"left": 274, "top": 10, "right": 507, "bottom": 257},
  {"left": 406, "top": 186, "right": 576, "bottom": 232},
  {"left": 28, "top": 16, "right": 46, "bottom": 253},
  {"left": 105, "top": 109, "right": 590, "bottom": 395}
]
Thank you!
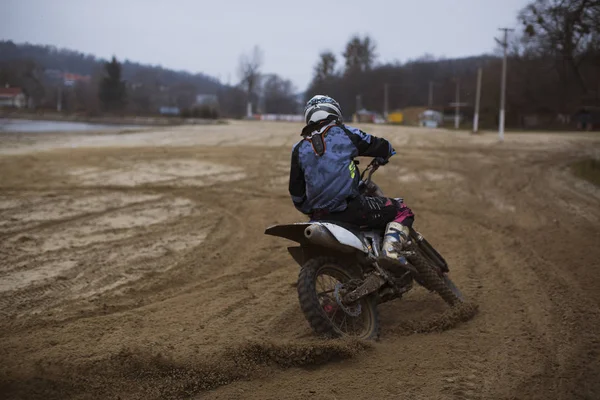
[{"left": 1, "top": 121, "right": 599, "bottom": 399}]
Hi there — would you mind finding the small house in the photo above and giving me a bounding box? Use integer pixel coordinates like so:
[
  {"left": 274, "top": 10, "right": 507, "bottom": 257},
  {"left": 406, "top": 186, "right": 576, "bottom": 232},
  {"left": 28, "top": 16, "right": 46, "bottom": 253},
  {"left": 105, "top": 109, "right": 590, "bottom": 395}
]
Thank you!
[
  {"left": 0, "top": 87, "right": 26, "bottom": 108},
  {"left": 419, "top": 109, "right": 444, "bottom": 128},
  {"left": 353, "top": 109, "right": 385, "bottom": 123},
  {"left": 573, "top": 107, "right": 600, "bottom": 131},
  {"left": 62, "top": 73, "right": 91, "bottom": 87},
  {"left": 443, "top": 103, "right": 473, "bottom": 123},
  {"left": 159, "top": 106, "right": 180, "bottom": 116},
  {"left": 194, "top": 94, "right": 219, "bottom": 108}
]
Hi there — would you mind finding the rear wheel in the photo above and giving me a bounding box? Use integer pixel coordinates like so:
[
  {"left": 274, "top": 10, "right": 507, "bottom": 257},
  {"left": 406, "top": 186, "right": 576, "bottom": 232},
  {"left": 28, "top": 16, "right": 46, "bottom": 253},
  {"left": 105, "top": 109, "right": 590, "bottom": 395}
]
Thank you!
[{"left": 297, "top": 256, "right": 380, "bottom": 340}]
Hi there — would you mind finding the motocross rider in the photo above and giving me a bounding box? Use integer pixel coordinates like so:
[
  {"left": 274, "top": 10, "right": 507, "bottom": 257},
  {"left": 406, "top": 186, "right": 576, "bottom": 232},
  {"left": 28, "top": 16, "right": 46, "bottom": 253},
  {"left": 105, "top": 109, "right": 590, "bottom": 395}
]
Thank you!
[{"left": 288, "top": 94, "right": 415, "bottom": 265}]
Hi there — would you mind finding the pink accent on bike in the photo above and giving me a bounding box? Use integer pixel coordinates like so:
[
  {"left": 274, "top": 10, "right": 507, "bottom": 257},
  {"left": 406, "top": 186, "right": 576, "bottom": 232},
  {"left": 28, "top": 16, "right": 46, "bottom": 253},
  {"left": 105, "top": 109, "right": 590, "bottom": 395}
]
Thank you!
[{"left": 386, "top": 199, "right": 414, "bottom": 224}]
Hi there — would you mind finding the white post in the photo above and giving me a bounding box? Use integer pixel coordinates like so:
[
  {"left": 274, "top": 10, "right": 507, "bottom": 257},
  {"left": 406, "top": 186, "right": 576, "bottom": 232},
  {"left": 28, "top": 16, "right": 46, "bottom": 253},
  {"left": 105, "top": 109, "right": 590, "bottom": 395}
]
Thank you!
[
  {"left": 57, "top": 85, "right": 62, "bottom": 112},
  {"left": 454, "top": 78, "right": 460, "bottom": 129},
  {"left": 384, "top": 83, "right": 389, "bottom": 119},
  {"left": 246, "top": 101, "right": 252, "bottom": 118},
  {"left": 498, "top": 28, "right": 513, "bottom": 142},
  {"left": 473, "top": 67, "right": 482, "bottom": 133},
  {"left": 428, "top": 81, "right": 433, "bottom": 108},
  {"left": 499, "top": 42, "right": 507, "bottom": 141}
]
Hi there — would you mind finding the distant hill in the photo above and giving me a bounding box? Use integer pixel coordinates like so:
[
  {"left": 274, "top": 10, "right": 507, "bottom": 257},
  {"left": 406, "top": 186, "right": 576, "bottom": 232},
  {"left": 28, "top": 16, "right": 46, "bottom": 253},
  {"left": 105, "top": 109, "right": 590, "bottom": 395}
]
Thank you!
[{"left": 0, "top": 40, "right": 223, "bottom": 94}]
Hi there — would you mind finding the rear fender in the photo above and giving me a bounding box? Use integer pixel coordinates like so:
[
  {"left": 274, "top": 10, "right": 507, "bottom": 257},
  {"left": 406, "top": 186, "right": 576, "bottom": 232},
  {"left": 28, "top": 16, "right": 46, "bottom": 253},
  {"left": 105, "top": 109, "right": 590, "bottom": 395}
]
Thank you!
[{"left": 287, "top": 246, "right": 304, "bottom": 266}]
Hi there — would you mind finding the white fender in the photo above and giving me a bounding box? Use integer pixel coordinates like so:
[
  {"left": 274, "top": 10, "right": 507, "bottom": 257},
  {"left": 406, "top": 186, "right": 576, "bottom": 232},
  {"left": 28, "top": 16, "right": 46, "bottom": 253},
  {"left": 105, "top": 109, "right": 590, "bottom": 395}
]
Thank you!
[
  {"left": 317, "top": 222, "right": 367, "bottom": 252},
  {"left": 264, "top": 222, "right": 367, "bottom": 253}
]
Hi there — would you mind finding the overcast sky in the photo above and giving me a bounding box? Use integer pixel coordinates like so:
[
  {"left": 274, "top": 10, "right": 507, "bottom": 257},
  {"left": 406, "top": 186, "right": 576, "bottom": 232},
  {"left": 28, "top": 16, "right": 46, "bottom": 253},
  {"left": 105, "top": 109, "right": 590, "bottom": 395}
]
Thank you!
[{"left": 1, "top": 0, "right": 529, "bottom": 91}]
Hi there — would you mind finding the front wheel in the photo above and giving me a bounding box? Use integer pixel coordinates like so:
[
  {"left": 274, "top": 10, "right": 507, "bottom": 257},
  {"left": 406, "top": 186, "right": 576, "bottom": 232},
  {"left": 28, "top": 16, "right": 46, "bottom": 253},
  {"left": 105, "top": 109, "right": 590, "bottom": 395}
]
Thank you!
[
  {"left": 442, "top": 273, "right": 465, "bottom": 303},
  {"left": 297, "top": 256, "right": 380, "bottom": 340},
  {"left": 407, "top": 244, "right": 464, "bottom": 306}
]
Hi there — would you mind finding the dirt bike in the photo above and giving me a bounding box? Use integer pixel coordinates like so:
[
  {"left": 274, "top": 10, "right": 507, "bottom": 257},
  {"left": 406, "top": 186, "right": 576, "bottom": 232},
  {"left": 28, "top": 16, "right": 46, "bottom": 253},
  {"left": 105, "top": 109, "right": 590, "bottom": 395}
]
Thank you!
[{"left": 264, "top": 158, "right": 464, "bottom": 340}]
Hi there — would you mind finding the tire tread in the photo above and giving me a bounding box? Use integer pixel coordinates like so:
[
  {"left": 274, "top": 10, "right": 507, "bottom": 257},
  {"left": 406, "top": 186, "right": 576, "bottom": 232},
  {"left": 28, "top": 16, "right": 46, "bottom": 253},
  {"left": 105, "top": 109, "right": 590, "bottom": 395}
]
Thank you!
[
  {"left": 296, "top": 256, "right": 380, "bottom": 340},
  {"left": 407, "top": 244, "right": 461, "bottom": 306}
]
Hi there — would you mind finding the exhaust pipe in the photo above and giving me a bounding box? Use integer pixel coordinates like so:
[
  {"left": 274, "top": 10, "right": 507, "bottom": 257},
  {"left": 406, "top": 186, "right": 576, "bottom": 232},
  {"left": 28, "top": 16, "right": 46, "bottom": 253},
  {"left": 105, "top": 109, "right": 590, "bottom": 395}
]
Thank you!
[{"left": 304, "top": 224, "right": 353, "bottom": 253}]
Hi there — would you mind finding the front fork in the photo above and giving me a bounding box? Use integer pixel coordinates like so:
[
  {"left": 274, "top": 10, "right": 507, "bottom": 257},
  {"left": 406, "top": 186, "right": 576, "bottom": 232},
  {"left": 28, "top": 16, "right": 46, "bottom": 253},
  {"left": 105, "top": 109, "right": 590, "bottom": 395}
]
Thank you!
[{"left": 410, "top": 229, "right": 449, "bottom": 274}]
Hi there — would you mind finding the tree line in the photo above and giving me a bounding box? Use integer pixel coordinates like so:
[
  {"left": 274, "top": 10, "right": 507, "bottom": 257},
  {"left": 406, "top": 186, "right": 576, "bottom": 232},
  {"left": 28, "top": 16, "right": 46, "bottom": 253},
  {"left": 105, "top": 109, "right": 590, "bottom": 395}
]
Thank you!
[
  {"left": 0, "top": 40, "right": 228, "bottom": 117},
  {"left": 0, "top": 40, "right": 298, "bottom": 119},
  {"left": 305, "top": 0, "right": 600, "bottom": 129},
  {"left": 1, "top": 0, "right": 598, "bottom": 126}
]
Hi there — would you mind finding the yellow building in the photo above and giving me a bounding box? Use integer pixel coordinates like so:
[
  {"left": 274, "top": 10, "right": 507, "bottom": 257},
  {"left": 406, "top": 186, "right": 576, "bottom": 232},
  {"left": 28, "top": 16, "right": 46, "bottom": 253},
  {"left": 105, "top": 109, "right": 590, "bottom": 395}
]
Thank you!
[{"left": 387, "top": 111, "right": 404, "bottom": 124}]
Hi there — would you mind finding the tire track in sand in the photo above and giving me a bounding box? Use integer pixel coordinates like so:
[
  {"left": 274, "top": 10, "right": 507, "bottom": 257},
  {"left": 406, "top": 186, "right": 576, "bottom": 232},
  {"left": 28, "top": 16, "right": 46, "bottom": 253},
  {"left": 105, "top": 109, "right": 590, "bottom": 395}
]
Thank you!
[{"left": 437, "top": 219, "right": 487, "bottom": 400}]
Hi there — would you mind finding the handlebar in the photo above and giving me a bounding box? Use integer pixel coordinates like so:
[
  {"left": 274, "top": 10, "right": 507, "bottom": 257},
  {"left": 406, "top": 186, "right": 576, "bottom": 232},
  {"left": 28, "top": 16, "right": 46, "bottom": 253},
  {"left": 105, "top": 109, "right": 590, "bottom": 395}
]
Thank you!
[
  {"left": 355, "top": 158, "right": 387, "bottom": 197},
  {"left": 358, "top": 158, "right": 381, "bottom": 185}
]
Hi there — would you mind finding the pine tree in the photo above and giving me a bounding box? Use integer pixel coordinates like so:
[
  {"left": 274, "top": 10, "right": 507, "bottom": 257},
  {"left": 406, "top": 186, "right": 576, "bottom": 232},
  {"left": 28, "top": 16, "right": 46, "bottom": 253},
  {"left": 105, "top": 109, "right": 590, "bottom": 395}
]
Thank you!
[{"left": 99, "top": 56, "right": 126, "bottom": 112}]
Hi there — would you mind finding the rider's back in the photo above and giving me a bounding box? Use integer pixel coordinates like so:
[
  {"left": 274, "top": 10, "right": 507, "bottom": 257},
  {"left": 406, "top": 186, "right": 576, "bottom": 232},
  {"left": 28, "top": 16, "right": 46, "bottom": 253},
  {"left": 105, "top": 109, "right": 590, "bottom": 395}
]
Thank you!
[{"left": 291, "top": 125, "right": 361, "bottom": 214}]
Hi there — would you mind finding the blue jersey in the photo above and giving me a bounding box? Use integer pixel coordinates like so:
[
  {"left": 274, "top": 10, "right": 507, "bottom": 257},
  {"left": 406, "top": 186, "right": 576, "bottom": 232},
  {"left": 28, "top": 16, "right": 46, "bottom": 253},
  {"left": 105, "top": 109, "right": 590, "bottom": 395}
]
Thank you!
[{"left": 289, "top": 123, "right": 394, "bottom": 215}]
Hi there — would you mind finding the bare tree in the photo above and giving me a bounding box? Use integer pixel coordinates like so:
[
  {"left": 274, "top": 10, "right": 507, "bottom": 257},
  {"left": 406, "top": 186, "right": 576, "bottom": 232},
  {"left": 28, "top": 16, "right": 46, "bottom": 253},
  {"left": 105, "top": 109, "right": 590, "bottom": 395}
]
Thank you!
[
  {"left": 262, "top": 74, "right": 298, "bottom": 114},
  {"left": 343, "top": 35, "right": 377, "bottom": 74},
  {"left": 313, "top": 51, "right": 338, "bottom": 83},
  {"left": 519, "top": 0, "right": 600, "bottom": 101},
  {"left": 238, "top": 45, "right": 264, "bottom": 117}
]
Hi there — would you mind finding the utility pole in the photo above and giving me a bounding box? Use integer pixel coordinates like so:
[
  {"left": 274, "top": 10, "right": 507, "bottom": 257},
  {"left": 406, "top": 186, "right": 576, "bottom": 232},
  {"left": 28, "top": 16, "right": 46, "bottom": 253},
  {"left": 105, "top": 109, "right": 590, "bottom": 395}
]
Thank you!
[
  {"left": 384, "top": 83, "right": 389, "bottom": 119},
  {"left": 354, "top": 94, "right": 362, "bottom": 123},
  {"left": 55, "top": 69, "right": 63, "bottom": 112},
  {"left": 57, "top": 84, "right": 62, "bottom": 112},
  {"left": 428, "top": 81, "right": 433, "bottom": 108},
  {"left": 496, "top": 27, "right": 514, "bottom": 142},
  {"left": 473, "top": 67, "right": 482, "bottom": 133},
  {"left": 454, "top": 78, "right": 460, "bottom": 129}
]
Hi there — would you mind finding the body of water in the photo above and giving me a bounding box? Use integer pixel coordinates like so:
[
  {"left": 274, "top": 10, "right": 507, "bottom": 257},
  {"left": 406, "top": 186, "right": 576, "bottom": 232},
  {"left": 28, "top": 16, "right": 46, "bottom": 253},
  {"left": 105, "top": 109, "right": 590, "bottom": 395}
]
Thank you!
[{"left": 0, "top": 119, "right": 142, "bottom": 133}]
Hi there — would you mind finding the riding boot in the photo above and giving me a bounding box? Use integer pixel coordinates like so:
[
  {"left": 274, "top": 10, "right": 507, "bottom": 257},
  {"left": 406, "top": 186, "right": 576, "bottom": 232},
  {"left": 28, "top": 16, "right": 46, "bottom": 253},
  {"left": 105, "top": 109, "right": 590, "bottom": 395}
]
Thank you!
[{"left": 378, "top": 222, "right": 410, "bottom": 267}]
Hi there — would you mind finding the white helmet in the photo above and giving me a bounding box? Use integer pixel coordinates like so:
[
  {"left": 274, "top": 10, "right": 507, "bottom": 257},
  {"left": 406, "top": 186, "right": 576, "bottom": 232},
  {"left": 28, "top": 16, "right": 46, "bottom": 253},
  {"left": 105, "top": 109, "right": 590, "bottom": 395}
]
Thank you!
[{"left": 304, "top": 95, "right": 342, "bottom": 125}]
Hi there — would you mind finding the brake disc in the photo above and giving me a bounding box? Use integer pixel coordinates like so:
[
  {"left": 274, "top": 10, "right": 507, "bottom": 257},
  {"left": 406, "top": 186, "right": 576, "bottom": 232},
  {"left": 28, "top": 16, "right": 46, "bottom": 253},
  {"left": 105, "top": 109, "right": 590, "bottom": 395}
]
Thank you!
[{"left": 333, "top": 283, "right": 362, "bottom": 317}]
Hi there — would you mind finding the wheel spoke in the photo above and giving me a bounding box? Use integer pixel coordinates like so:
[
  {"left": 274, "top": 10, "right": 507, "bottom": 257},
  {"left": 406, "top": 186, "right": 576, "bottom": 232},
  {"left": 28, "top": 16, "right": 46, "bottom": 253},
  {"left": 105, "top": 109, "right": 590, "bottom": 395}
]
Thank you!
[
  {"left": 317, "top": 276, "right": 327, "bottom": 295},
  {"left": 341, "top": 313, "right": 348, "bottom": 333},
  {"left": 309, "top": 266, "right": 375, "bottom": 339},
  {"left": 329, "top": 301, "right": 340, "bottom": 323}
]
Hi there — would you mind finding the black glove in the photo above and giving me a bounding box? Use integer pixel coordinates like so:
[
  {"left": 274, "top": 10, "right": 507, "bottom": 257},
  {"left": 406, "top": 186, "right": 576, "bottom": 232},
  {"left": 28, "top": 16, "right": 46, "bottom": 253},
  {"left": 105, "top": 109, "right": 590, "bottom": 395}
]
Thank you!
[
  {"left": 374, "top": 157, "right": 389, "bottom": 165},
  {"left": 374, "top": 148, "right": 396, "bottom": 166}
]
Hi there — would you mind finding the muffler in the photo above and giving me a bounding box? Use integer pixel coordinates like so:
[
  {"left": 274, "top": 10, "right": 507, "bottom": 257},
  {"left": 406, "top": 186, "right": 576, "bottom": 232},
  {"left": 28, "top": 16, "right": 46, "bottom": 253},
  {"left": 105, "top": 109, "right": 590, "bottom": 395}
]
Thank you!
[{"left": 304, "top": 224, "right": 353, "bottom": 253}]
